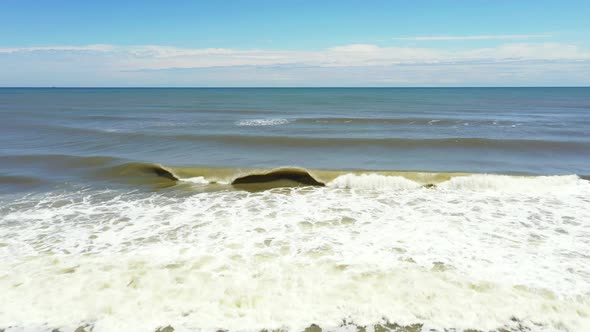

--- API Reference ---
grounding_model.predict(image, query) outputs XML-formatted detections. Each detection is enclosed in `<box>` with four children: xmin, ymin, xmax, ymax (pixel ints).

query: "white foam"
<box><xmin>181</xmin><ymin>176</ymin><xmax>210</xmax><ymax>184</ymax></box>
<box><xmin>236</xmin><ymin>118</ymin><xmax>291</xmax><ymax>126</ymax></box>
<box><xmin>439</xmin><ymin>174</ymin><xmax>587</xmax><ymax>193</ymax></box>
<box><xmin>326</xmin><ymin>173</ymin><xmax>590</xmax><ymax>194</ymax></box>
<box><xmin>328</xmin><ymin>173</ymin><xmax>422</xmax><ymax>190</ymax></box>
<box><xmin>1</xmin><ymin>184</ymin><xmax>590</xmax><ymax>332</ymax></box>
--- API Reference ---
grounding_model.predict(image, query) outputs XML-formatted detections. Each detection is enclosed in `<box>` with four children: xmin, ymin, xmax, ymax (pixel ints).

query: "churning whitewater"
<box><xmin>1</xmin><ymin>174</ymin><xmax>590</xmax><ymax>332</ymax></box>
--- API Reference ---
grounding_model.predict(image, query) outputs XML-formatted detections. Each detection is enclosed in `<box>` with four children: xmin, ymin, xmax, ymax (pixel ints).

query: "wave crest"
<box><xmin>232</xmin><ymin>168</ymin><xmax>324</xmax><ymax>187</ymax></box>
<box><xmin>328</xmin><ymin>174</ymin><xmax>422</xmax><ymax>190</ymax></box>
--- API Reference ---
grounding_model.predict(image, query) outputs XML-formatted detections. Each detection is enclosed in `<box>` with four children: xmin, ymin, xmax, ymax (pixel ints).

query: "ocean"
<box><xmin>1</xmin><ymin>87</ymin><xmax>589</xmax><ymax>332</ymax></box>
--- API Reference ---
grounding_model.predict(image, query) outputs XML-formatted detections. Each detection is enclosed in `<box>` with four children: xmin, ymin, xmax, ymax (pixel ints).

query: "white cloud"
<box><xmin>1</xmin><ymin>42</ymin><xmax>589</xmax><ymax>86</ymax></box>
<box><xmin>4</xmin><ymin>42</ymin><xmax>586</xmax><ymax>68</ymax></box>
<box><xmin>392</xmin><ymin>34</ymin><xmax>552</xmax><ymax>41</ymax></box>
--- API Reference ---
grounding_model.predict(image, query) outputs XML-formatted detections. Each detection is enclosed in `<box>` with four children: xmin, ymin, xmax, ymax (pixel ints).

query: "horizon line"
<box><xmin>1</xmin><ymin>86</ymin><xmax>589</xmax><ymax>89</ymax></box>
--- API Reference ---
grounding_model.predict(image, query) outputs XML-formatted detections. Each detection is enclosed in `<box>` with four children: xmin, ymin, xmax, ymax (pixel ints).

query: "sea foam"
<box><xmin>1</xmin><ymin>182</ymin><xmax>589</xmax><ymax>332</ymax></box>
<box><xmin>438</xmin><ymin>174</ymin><xmax>585</xmax><ymax>193</ymax></box>
<box><xmin>328</xmin><ymin>173</ymin><xmax>422</xmax><ymax>190</ymax></box>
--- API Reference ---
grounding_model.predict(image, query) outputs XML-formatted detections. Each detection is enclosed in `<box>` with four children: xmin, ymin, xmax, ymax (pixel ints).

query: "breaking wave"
<box><xmin>327</xmin><ymin>173</ymin><xmax>423</xmax><ymax>190</ymax></box>
<box><xmin>2</xmin><ymin>154</ymin><xmax>589</xmax><ymax>193</ymax></box>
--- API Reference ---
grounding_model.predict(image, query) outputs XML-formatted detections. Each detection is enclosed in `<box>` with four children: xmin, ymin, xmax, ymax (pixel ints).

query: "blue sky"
<box><xmin>1</xmin><ymin>0</ymin><xmax>589</xmax><ymax>86</ymax></box>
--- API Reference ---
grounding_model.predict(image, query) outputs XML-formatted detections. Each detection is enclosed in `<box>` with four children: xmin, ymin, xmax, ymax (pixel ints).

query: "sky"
<box><xmin>1</xmin><ymin>0</ymin><xmax>589</xmax><ymax>87</ymax></box>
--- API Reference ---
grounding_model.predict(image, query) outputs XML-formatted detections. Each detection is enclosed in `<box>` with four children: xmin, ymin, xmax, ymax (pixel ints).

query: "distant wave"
<box><xmin>201</xmin><ymin>135</ymin><xmax>590</xmax><ymax>152</ymax></box>
<box><xmin>76</xmin><ymin>115</ymin><xmax>164</xmax><ymax>122</ymax></box>
<box><xmin>26</xmin><ymin>124</ymin><xmax>590</xmax><ymax>154</ymax></box>
<box><xmin>0</xmin><ymin>154</ymin><xmax>119</xmax><ymax>171</ymax></box>
<box><xmin>235</xmin><ymin>118</ymin><xmax>291</xmax><ymax>126</ymax></box>
<box><xmin>296</xmin><ymin>117</ymin><xmax>501</xmax><ymax>126</ymax></box>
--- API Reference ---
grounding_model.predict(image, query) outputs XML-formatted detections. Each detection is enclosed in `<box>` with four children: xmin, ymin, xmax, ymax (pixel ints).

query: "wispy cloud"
<box><xmin>392</xmin><ymin>34</ymin><xmax>552</xmax><ymax>41</ymax></box>
<box><xmin>1</xmin><ymin>42</ymin><xmax>589</xmax><ymax>86</ymax></box>
<box><xmin>2</xmin><ymin>42</ymin><xmax>586</xmax><ymax>69</ymax></box>
<box><xmin>0</xmin><ymin>44</ymin><xmax>116</xmax><ymax>53</ymax></box>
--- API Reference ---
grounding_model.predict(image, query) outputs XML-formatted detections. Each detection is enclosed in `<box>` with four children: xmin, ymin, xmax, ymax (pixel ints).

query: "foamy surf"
<box><xmin>438</xmin><ymin>174</ymin><xmax>587</xmax><ymax>193</ymax></box>
<box><xmin>327</xmin><ymin>173</ymin><xmax>422</xmax><ymax>190</ymax></box>
<box><xmin>1</xmin><ymin>175</ymin><xmax>590</xmax><ymax>332</ymax></box>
